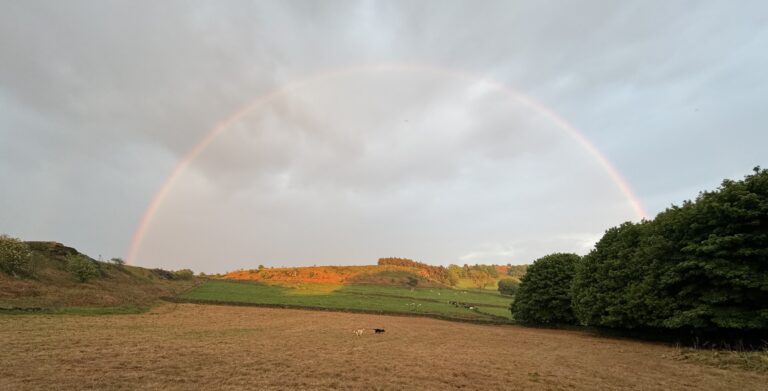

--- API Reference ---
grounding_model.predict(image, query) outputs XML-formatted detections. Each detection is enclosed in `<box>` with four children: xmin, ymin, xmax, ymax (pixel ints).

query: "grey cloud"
<box><xmin>1</xmin><ymin>1</ymin><xmax>766</xmax><ymax>271</ymax></box>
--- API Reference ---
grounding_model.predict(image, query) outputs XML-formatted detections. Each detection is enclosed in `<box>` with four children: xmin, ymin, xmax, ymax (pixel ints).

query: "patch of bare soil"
<box><xmin>1</xmin><ymin>304</ymin><xmax>766</xmax><ymax>390</ymax></box>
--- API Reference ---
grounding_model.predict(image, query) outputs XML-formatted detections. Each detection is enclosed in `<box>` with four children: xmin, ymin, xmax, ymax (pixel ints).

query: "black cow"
<box><xmin>374</xmin><ymin>328</ymin><xmax>385</xmax><ymax>334</ymax></box>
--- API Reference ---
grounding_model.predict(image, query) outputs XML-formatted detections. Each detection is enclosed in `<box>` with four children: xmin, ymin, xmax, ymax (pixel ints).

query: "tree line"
<box><xmin>378</xmin><ymin>257</ymin><xmax>527</xmax><ymax>289</ymax></box>
<box><xmin>512</xmin><ymin>167</ymin><xmax>768</xmax><ymax>336</ymax></box>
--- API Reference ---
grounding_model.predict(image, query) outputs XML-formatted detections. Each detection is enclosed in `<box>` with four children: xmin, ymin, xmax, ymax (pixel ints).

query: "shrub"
<box><xmin>174</xmin><ymin>269</ymin><xmax>194</xmax><ymax>280</ymax></box>
<box><xmin>0</xmin><ymin>235</ymin><xmax>33</xmax><ymax>277</ymax></box>
<box><xmin>511</xmin><ymin>253</ymin><xmax>579</xmax><ymax>324</ymax></box>
<box><xmin>152</xmin><ymin>268</ymin><xmax>176</xmax><ymax>280</ymax></box>
<box><xmin>66</xmin><ymin>254</ymin><xmax>99</xmax><ymax>282</ymax></box>
<box><xmin>497</xmin><ymin>278</ymin><xmax>520</xmax><ymax>296</ymax></box>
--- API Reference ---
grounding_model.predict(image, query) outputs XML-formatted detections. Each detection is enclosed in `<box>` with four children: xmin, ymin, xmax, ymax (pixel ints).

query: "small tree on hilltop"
<box><xmin>110</xmin><ymin>257</ymin><xmax>125</xmax><ymax>266</ymax></box>
<box><xmin>0</xmin><ymin>235</ymin><xmax>34</xmax><ymax>277</ymax></box>
<box><xmin>173</xmin><ymin>269</ymin><xmax>194</xmax><ymax>280</ymax></box>
<box><xmin>511</xmin><ymin>253</ymin><xmax>579</xmax><ymax>324</ymax></box>
<box><xmin>66</xmin><ymin>254</ymin><xmax>99</xmax><ymax>282</ymax></box>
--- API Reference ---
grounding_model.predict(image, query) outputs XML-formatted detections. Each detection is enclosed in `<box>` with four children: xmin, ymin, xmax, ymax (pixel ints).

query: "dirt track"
<box><xmin>1</xmin><ymin>304</ymin><xmax>765</xmax><ymax>390</ymax></box>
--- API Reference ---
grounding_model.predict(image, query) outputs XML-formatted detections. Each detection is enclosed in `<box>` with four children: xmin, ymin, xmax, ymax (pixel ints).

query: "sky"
<box><xmin>1</xmin><ymin>1</ymin><xmax>766</xmax><ymax>273</ymax></box>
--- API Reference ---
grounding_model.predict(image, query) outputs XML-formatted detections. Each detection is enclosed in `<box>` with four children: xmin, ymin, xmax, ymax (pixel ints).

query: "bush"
<box><xmin>66</xmin><ymin>254</ymin><xmax>99</xmax><ymax>282</ymax></box>
<box><xmin>174</xmin><ymin>269</ymin><xmax>194</xmax><ymax>280</ymax></box>
<box><xmin>152</xmin><ymin>268</ymin><xmax>176</xmax><ymax>280</ymax></box>
<box><xmin>511</xmin><ymin>253</ymin><xmax>579</xmax><ymax>324</ymax></box>
<box><xmin>0</xmin><ymin>235</ymin><xmax>34</xmax><ymax>277</ymax></box>
<box><xmin>497</xmin><ymin>278</ymin><xmax>520</xmax><ymax>296</ymax></box>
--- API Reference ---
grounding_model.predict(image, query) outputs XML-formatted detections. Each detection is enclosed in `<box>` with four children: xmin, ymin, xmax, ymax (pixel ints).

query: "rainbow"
<box><xmin>126</xmin><ymin>63</ymin><xmax>648</xmax><ymax>265</ymax></box>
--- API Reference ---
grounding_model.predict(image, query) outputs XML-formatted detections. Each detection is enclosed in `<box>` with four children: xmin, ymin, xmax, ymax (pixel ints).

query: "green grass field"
<box><xmin>455</xmin><ymin>277</ymin><xmax>499</xmax><ymax>291</ymax></box>
<box><xmin>179</xmin><ymin>280</ymin><xmax>514</xmax><ymax>322</ymax></box>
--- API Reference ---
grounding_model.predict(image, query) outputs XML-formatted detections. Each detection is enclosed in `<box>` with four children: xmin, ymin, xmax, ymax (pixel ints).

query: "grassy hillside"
<box><xmin>1</xmin><ymin>238</ymin><xmax>521</xmax><ymax>320</ymax></box>
<box><xmin>224</xmin><ymin>263</ymin><xmax>527</xmax><ymax>291</ymax></box>
<box><xmin>224</xmin><ymin>265</ymin><xmax>449</xmax><ymax>287</ymax></box>
<box><xmin>178</xmin><ymin>280</ymin><xmax>514</xmax><ymax>321</ymax></box>
<box><xmin>0</xmin><ymin>241</ymin><xmax>197</xmax><ymax>313</ymax></box>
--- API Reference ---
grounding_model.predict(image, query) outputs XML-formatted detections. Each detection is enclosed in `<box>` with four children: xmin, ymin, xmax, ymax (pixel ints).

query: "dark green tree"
<box><xmin>511</xmin><ymin>253</ymin><xmax>579</xmax><ymax>324</ymax></box>
<box><xmin>572</xmin><ymin>167</ymin><xmax>768</xmax><ymax>330</ymax></box>
<box><xmin>656</xmin><ymin>167</ymin><xmax>768</xmax><ymax>329</ymax></box>
<box><xmin>571</xmin><ymin>221</ymin><xmax>676</xmax><ymax>328</ymax></box>
<box><xmin>497</xmin><ymin>278</ymin><xmax>520</xmax><ymax>296</ymax></box>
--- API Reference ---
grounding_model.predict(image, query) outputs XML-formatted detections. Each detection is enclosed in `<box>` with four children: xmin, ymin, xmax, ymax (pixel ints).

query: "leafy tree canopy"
<box><xmin>511</xmin><ymin>253</ymin><xmax>579</xmax><ymax>324</ymax></box>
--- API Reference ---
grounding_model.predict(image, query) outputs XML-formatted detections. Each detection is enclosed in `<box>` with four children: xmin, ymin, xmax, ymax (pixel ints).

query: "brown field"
<box><xmin>1</xmin><ymin>304</ymin><xmax>766</xmax><ymax>390</ymax></box>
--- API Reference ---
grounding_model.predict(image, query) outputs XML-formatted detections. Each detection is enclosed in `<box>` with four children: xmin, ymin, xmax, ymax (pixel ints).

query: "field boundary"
<box><xmin>161</xmin><ymin>296</ymin><xmax>515</xmax><ymax>325</ymax></box>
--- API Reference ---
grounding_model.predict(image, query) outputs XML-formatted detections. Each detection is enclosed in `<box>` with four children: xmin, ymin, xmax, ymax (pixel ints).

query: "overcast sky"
<box><xmin>1</xmin><ymin>1</ymin><xmax>766</xmax><ymax>272</ymax></box>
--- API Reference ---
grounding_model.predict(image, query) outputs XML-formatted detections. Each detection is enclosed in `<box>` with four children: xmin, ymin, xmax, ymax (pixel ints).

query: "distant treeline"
<box><xmin>512</xmin><ymin>167</ymin><xmax>768</xmax><ymax>341</ymax></box>
<box><xmin>377</xmin><ymin>257</ymin><xmax>453</xmax><ymax>285</ymax></box>
<box><xmin>378</xmin><ymin>257</ymin><xmax>529</xmax><ymax>289</ymax></box>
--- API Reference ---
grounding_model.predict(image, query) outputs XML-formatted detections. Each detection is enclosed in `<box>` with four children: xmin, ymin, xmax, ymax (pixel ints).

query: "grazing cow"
<box><xmin>373</xmin><ymin>328</ymin><xmax>385</xmax><ymax>334</ymax></box>
<box><xmin>353</xmin><ymin>329</ymin><xmax>364</xmax><ymax>336</ymax></box>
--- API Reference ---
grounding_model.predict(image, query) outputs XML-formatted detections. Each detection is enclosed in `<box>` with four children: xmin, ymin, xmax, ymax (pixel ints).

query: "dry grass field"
<box><xmin>2</xmin><ymin>303</ymin><xmax>766</xmax><ymax>390</ymax></box>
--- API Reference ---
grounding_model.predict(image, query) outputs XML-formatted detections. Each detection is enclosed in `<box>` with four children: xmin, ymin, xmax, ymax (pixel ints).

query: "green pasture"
<box><xmin>179</xmin><ymin>280</ymin><xmax>514</xmax><ymax>322</ymax></box>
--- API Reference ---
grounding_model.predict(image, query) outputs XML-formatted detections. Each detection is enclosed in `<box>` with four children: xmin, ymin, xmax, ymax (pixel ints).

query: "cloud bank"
<box><xmin>1</xmin><ymin>1</ymin><xmax>766</xmax><ymax>271</ymax></box>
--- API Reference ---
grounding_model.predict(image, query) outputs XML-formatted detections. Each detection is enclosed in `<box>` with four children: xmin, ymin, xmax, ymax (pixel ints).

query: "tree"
<box><xmin>507</xmin><ymin>264</ymin><xmax>529</xmax><ymax>280</ymax></box>
<box><xmin>110</xmin><ymin>257</ymin><xmax>125</xmax><ymax>266</ymax></box>
<box><xmin>497</xmin><ymin>278</ymin><xmax>520</xmax><ymax>296</ymax></box>
<box><xmin>654</xmin><ymin>167</ymin><xmax>768</xmax><ymax>329</ymax></box>
<box><xmin>511</xmin><ymin>253</ymin><xmax>579</xmax><ymax>324</ymax></box>
<box><xmin>479</xmin><ymin>264</ymin><xmax>500</xmax><ymax>278</ymax></box>
<box><xmin>571</xmin><ymin>221</ymin><xmax>674</xmax><ymax>328</ymax></box>
<box><xmin>446</xmin><ymin>268</ymin><xmax>460</xmax><ymax>286</ymax></box>
<box><xmin>0</xmin><ymin>235</ymin><xmax>33</xmax><ymax>277</ymax></box>
<box><xmin>468</xmin><ymin>269</ymin><xmax>493</xmax><ymax>289</ymax></box>
<box><xmin>66</xmin><ymin>254</ymin><xmax>99</xmax><ymax>282</ymax></box>
<box><xmin>572</xmin><ymin>167</ymin><xmax>768</xmax><ymax>331</ymax></box>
